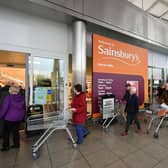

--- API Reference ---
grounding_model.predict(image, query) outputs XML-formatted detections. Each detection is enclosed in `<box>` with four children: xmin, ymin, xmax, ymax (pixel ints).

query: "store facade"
<box><xmin>1</xmin><ymin>1</ymin><xmax>168</xmax><ymax>121</ymax></box>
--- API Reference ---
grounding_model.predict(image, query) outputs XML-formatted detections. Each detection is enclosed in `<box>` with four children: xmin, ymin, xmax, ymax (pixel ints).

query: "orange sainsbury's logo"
<box><xmin>97</xmin><ymin>43</ymin><xmax>141</xmax><ymax>66</ymax></box>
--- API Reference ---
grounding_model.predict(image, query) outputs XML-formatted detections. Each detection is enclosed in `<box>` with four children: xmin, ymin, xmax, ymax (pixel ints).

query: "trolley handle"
<box><xmin>27</xmin><ymin>111</ymin><xmax>63</xmax><ymax>121</ymax></box>
<box><xmin>27</xmin><ymin>115</ymin><xmax>64</xmax><ymax>123</ymax></box>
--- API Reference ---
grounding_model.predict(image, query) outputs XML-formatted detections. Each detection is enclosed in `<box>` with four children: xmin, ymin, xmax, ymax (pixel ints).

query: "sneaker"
<box><xmin>121</xmin><ymin>132</ymin><xmax>128</xmax><ymax>136</ymax></box>
<box><xmin>83</xmin><ymin>132</ymin><xmax>90</xmax><ymax>138</ymax></box>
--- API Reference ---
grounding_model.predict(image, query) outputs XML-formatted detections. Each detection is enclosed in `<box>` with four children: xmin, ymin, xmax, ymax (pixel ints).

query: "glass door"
<box><xmin>28</xmin><ymin>56</ymin><xmax>65</xmax><ymax>116</ymax></box>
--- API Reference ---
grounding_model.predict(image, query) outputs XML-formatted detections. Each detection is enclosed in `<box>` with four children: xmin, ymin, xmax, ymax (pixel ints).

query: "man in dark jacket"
<box><xmin>121</xmin><ymin>87</ymin><xmax>141</xmax><ymax>136</ymax></box>
<box><xmin>123</xmin><ymin>83</ymin><xmax>131</xmax><ymax>102</ymax></box>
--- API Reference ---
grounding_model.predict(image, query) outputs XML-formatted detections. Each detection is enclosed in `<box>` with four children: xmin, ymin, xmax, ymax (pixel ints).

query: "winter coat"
<box><xmin>0</xmin><ymin>94</ymin><xmax>25</xmax><ymax>122</ymax></box>
<box><xmin>71</xmin><ymin>92</ymin><xmax>87</xmax><ymax>124</ymax></box>
<box><xmin>123</xmin><ymin>90</ymin><xmax>130</xmax><ymax>102</ymax></box>
<box><xmin>125</xmin><ymin>94</ymin><xmax>139</xmax><ymax>114</ymax></box>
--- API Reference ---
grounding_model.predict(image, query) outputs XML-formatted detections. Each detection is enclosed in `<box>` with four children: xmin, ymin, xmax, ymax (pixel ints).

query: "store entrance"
<box><xmin>0</xmin><ymin>50</ymin><xmax>26</xmax><ymax>129</ymax></box>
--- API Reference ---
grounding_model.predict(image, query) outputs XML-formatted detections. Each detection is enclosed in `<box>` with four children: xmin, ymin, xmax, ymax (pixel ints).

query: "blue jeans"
<box><xmin>74</xmin><ymin>124</ymin><xmax>89</xmax><ymax>144</ymax></box>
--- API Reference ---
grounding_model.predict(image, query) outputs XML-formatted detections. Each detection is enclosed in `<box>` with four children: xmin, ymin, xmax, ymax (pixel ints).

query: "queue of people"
<box><xmin>69</xmin><ymin>82</ymin><xmax>168</xmax><ymax>142</ymax></box>
<box><xmin>1</xmin><ymin>81</ymin><xmax>168</xmax><ymax>150</ymax></box>
<box><xmin>120</xmin><ymin>82</ymin><xmax>168</xmax><ymax>136</ymax></box>
<box><xmin>0</xmin><ymin>82</ymin><xmax>25</xmax><ymax>151</ymax></box>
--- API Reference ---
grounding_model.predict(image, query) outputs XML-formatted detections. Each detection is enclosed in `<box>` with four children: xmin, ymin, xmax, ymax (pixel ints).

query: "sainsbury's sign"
<box><xmin>98</xmin><ymin>44</ymin><xmax>141</xmax><ymax>66</ymax></box>
<box><xmin>93</xmin><ymin>34</ymin><xmax>148</xmax><ymax>75</ymax></box>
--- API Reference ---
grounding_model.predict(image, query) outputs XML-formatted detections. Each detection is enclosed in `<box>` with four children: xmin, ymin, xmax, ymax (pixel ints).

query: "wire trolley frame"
<box><xmin>26</xmin><ymin>110</ymin><xmax>77</xmax><ymax>160</ymax></box>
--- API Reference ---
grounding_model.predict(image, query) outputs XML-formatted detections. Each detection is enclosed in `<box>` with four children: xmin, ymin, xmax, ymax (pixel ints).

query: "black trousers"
<box><xmin>2</xmin><ymin>120</ymin><xmax>20</xmax><ymax>148</ymax></box>
<box><xmin>0</xmin><ymin>119</ymin><xmax>4</xmax><ymax>137</ymax></box>
<box><xmin>125</xmin><ymin>113</ymin><xmax>141</xmax><ymax>132</ymax></box>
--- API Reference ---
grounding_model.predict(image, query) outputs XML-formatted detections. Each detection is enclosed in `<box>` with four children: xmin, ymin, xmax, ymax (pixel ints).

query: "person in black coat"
<box><xmin>0</xmin><ymin>84</ymin><xmax>10</xmax><ymax>138</ymax></box>
<box><xmin>122</xmin><ymin>83</ymin><xmax>131</xmax><ymax>102</ymax></box>
<box><xmin>121</xmin><ymin>87</ymin><xmax>141</xmax><ymax>136</ymax></box>
<box><xmin>0</xmin><ymin>81</ymin><xmax>14</xmax><ymax>138</ymax></box>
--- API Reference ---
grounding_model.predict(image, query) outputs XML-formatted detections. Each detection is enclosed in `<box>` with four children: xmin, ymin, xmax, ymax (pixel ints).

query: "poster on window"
<box><xmin>34</xmin><ymin>87</ymin><xmax>48</xmax><ymax>104</ymax></box>
<box><xmin>92</xmin><ymin>34</ymin><xmax>148</xmax><ymax>115</ymax></box>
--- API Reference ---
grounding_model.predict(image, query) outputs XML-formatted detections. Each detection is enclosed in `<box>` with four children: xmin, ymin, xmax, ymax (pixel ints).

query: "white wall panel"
<box><xmin>0</xmin><ymin>6</ymin><xmax>69</xmax><ymax>56</ymax></box>
<box><xmin>149</xmin><ymin>50</ymin><xmax>168</xmax><ymax>68</ymax></box>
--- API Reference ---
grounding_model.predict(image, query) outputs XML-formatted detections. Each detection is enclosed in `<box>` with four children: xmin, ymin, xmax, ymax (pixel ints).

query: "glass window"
<box><xmin>32</xmin><ymin>57</ymin><xmax>64</xmax><ymax>113</ymax></box>
<box><xmin>166</xmin><ymin>68</ymin><xmax>168</xmax><ymax>82</ymax></box>
<box><xmin>148</xmin><ymin>67</ymin><xmax>164</xmax><ymax>103</ymax></box>
<box><xmin>152</xmin><ymin>68</ymin><xmax>162</xmax><ymax>80</ymax></box>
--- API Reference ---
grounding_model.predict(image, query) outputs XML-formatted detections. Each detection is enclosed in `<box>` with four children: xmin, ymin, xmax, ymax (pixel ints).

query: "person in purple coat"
<box><xmin>0</xmin><ymin>86</ymin><xmax>25</xmax><ymax>151</ymax></box>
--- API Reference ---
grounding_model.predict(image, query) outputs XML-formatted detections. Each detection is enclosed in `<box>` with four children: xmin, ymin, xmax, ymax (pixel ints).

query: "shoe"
<box><xmin>121</xmin><ymin>132</ymin><xmax>128</xmax><ymax>136</ymax></box>
<box><xmin>1</xmin><ymin>147</ymin><xmax>9</xmax><ymax>151</ymax></box>
<box><xmin>135</xmin><ymin>129</ymin><xmax>141</xmax><ymax>134</ymax></box>
<box><xmin>11</xmin><ymin>145</ymin><xmax>20</xmax><ymax>148</ymax></box>
<box><xmin>83</xmin><ymin>132</ymin><xmax>90</xmax><ymax>138</ymax></box>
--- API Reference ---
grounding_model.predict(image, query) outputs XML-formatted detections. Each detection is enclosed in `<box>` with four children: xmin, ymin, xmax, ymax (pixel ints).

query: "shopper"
<box><xmin>121</xmin><ymin>87</ymin><xmax>141</xmax><ymax>136</ymax></box>
<box><xmin>161</xmin><ymin>83</ymin><xmax>168</xmax><ymax>105</ymax></box>
<box><xmin>122</xmin><ymin>83</ymin><xmax>131</xmax><ymax>121</ymax></box>
<box><xmin>70</xmin><ymin>84</ymin><xmax>89</xmax><ymax>144</ymax></box>
<box><xmin>122</xmin><ymin>83</ymin><xmax>131</xmax><ymax>102</ymax></box>
<box><xmin>0</xmin><ymin>86</ymin><xmax>25</xmax><ymax>151</ymax></box>
<box><xmin>156</xmin><ymin>83</ymin><xmax>166</xmax><ymax>104</ymax></box>
<box><xmin>0</xmin><ymin>81</ymin><xmax>14</xmax><ymax>138</ymax></box>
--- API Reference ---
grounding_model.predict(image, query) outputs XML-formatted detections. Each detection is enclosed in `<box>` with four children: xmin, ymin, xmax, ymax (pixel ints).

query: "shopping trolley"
<box><xmin>146</xmin><ymin>108</ymin><xmax>167</xmax><ymax>138</ymax></box>
<box><xmin>100</xmin><ymin>94</ymin><xmax>115</xmax><ymax>129</ymax></box>
<box><xmin>100</xmin><ymin>94</ymin><xmax>124</xmax><ymax>129</ymax></box>
<box><xmin>27</xmin><ymin>109</ymin><xmax>77</xmax><ymax>160</ymax></box>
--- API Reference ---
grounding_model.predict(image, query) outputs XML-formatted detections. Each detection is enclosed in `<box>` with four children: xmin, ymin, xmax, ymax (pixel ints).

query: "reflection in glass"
<box><xmin>33</xmin><ymin>57</ymin><xmax>64</xmax><ymax>113</ymax></box>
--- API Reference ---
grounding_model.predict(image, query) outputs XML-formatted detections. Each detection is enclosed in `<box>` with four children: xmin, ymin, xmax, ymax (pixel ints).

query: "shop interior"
<box><xmin>0</xmin><ymin>50</ymin><xmax>26</xmax><ymax>90</ymax></box>
<box><xmin>0</xmin><ymin>50</ymin><xmax>26</xmax><ymax>129</ymax></box>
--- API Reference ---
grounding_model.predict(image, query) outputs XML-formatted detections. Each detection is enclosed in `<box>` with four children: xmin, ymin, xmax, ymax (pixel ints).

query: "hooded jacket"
<box><xmin>71</xmin><ymin>92</ymin><xmax>86</xmax><ymax>124</ymax></box>
<box><xmin>0</xmin><ymin>94</ymin><xmax>25</xmax><ymax>121</ymax></box>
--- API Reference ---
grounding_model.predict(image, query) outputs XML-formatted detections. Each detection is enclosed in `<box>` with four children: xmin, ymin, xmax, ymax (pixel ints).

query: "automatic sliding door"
<box><xmin>28</xmin><ymin>56</ymin><xmax>64</xmax><ymax>116</ymax></box>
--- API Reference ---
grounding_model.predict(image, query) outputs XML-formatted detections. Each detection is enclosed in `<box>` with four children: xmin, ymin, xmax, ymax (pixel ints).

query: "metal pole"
<box><xmin>72</xmin><ymin>20</ymin><xmax>87</xmax><ymax>91</ymax></box>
